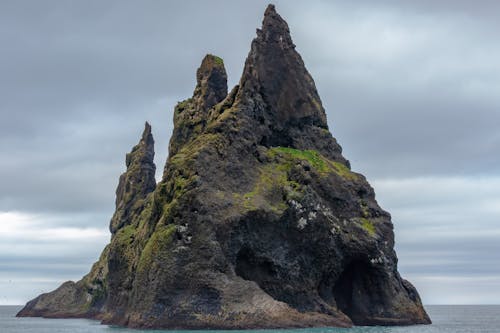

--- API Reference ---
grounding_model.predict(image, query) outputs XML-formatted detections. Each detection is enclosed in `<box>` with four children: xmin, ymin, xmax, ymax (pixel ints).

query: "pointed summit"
<box><xmin>110</xmin><ymin>123</ymin><xmax>156</xmax><ymax>233</ymax></box>
<box><xmin>168</xmin><ymin>55</ymin><xmax>228</xmax><ymax>156</ymax></box>
<box><xmin>193</xmin><ymin>54</ymin><xmax>228</xmax><ymax>111</ymax></box>
<box><xmin>238</xmin><ymin>5</ymin><xmax>327</xmax><ymax>130</ymax></box>
<box><xmin>260</xmin><ymin>4</ymin><xmax>294</xmax><ymax>49</ymax></box>
<box><xmin>141</xmin><ymin>121</ymin><xmax>152</xmax><ymax>142</ymax></box>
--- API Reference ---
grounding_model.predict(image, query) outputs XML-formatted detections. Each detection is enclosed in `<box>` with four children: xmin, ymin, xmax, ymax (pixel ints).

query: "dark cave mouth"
<box><xmin>235</xmin><ymin>247</ymin><xmax>277</xmax><ymax>283</ymax></box>
<box><xmin>330</xmin><ymin>259</ymin><xmax>376</xmax><ymax>322</ymax></box>
<box><xmin>332</xmin><ymin>261</ymin><xmax>360</xmax><ymax>318</ymax></box>
<box><xmin>235</xmin><ymin>248</ymin><xmax>378</xmax><ymax>324</ymax></box>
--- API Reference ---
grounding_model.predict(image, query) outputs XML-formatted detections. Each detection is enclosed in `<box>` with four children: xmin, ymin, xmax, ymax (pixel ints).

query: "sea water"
<box><xmin>1</xmin><ymin>305</ymin><xmax>499</xmax><ymax>333</ymax></box>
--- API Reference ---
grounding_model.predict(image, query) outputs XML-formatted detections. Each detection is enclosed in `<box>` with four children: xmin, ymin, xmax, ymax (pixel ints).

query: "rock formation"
<box><xmin>18</xmin><ymin>5</ymin><xmax>431</xmax><ymax>328</ymax></box>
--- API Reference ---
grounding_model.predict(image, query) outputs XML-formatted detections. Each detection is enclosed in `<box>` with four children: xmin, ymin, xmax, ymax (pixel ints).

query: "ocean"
<box><xmin>0</xmin><ymin>305</ymin><xmax>498</xmax><ymax>332</ymax></box>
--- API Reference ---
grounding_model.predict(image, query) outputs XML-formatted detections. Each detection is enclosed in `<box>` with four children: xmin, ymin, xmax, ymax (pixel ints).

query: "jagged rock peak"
<box><xmin>110</xmin><ymin>122</ymin><xmax>156</xmax><ymax>234</ymax></box>
<box><xmin>260</xmin><ymin>4</ymin><xmax>294</xmax><ymax>49</ymax></box>
<box><xmin>126</xmin><ymin>121</ymin><xmax>155</xmax><ymax>171</ymax></box>
<box><xmin>167</xmin><ymin>55</ymin><xmax>228</xmax><ymax>157</ymax></box>
<box><xmin>239</xmin><ymin>4</ymin><xmax>328</xmax><ymax>129</ymax></box>
<box><xmin>193</xmin><ymin>54</ymin><xmax>228</xmax><ymax>111</ymax></box>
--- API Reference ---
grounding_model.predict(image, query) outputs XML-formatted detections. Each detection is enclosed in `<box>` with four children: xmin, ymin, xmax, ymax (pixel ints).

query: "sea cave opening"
<box><xmin>235</xmin><ymin>247</ymin><xmax>277</xmax><ymax>285</ymax></box>
<box><xmin>331</xmin><ymin>259</ymin><xmax>373</xmax><ymax>322</ymax></box>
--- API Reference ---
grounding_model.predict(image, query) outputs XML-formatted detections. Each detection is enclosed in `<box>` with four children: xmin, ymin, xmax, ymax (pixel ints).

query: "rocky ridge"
<box><xmin>17</xmin><ymin>5</ymin><xmax>431</xmax><ymax>329</ymax></box>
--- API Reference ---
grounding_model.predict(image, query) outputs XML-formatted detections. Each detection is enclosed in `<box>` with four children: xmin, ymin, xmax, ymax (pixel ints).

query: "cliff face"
<box><xmin>17</xmin><ymin>5</ymin><xmax>430</xmax><ymax>329</ymax></box>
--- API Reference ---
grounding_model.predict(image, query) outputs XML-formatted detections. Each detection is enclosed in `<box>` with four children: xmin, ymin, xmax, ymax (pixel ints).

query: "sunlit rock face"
<box><xmin>17</xmin><ymin>5</ymin><xmax>430</xmax><ymax>329</ymax></box>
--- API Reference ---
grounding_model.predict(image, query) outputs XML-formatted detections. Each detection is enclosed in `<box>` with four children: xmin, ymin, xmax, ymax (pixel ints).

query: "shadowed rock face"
<box><xmin>110</xmin><ymin>122</ymin><xmax>156</xmax><ymax>234</ymax></box>
<box><xmin>17</xmin><ymin>4</ymin><xmax>431</xmax><ymax>329</ymax></box>
<box><xmin>241</xmin><ymin>5</ymin><xmax>327</xmax><ymax>129</ymax></box>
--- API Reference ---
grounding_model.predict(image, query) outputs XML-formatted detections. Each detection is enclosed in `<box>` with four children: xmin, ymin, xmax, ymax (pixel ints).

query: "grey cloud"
<box><xmin>397</xmin><ymin>238</ymin><xmax>500</xmax><ymax>276</ymax></box>
<box><xmin>0</xmin><ymin>0</ymin><xmax>273</xmax><ymax>214</ymax></box>
<box><xmin>374</xmin><ymin>176</ymin><xmax>500</xmax><ymax>303</ymax></box>
<box><xmin>286</xmin><ymin>2</ymin><xmax>500</xmax><ymax>178</ymax></box>
<box><xmin>0</xmin><ymin>0</ymin><xmax>499</xmax><ymax>305</ymax></box>
<box><xmin>410</xmin><ymin>275</ymin><xmax>500</xmax><ymax>304</ymax></box>
<box><xmin>2</xmin><ymin>0</ymin><xmax>499</xmax><ymax>214</ymax></box>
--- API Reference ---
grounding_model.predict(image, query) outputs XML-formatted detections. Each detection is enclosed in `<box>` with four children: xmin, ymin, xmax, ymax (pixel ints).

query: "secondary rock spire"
<box><xmin>110</xmin><ymin>122</ymin><xmax>156</xmax><ymax>234</ymax></box>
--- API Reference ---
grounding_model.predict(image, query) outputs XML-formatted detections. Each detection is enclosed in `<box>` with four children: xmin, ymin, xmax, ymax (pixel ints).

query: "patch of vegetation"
<box><xmin>331</xmin><ymin>161</ymin><xmax>358</xmax><ymax>181</ymax></box>
<box><xmin>156</xmin><ymin>133</ymin><xmax>222</xmax><ymax>231</ymax></box>
<box><xmin>210</xmin><ymin>105</ymin><xmax>237</xmax><ymax>125</ymax></box>
<box><xmin>268</xmin><ymin>146</ymin><xmax>358</xmax><ymax>181</ymax></box>
<box><xmin>137</xmin><ymin>224</ymin><xmax>177</xmax><ymax>272</ymax></box>
<box><xmin>169</xmin><ymin>133</ymin><xmax>221</xmax><ymax>169</ymax></box>
<box><xmin>360</xmin><ymin>200</ymin><xmax>370</xmax><ymax>218</ymax></box>
<box><xmin>108</xmin><ymin>224</ymin><xmax>143</xmax><ymax>275</ymax></box>
<box><xmin>133</xmin><ymin>194</ymin><xmax>156</xmax><ymax>238</ymax></box>
<box><xmin>210</xmin><ymin>54</ymin><xmax>224</xmax><ymax>66</ymax></box>
<box><xmin>312</xmin><ymin>98</ymin><xmax>323</xmax><ymax>112</ymax></box>
<box><xmin>269</xmin><ymin>147</ymin><xmax>330</xmax><ymax>173</ymax></box>
<box><xmin>157</xmin><ymin>199</ymin><xmax>178</xmax><ymax>226</ymax></box>
<box><xmin>360</xmin><ymin>218</ymin><xmax>376</xmax><ymax>236</ymax></box>
<box><xmin>234</xmin><ymin>146</ymin><xmax>358</xmax><ymax>214</ymax></box>
<box><xmin>115</xmin><ymin>224</ymin><xmax>136</xmax><ymax>243</ymax></box>
<box><xmin>238</xmin><ymin>162</ymin><xmax>303</xmax><ymax>214</ymax></box>
<box><xmin>319</xmin><ymin>127</ymin><xmax>330</xmax><ymax>135</ymax></box>
<box><xmin>175</xmin><ymin>98</ymin><xmax>193</xmax><ymax>113</ymax></box>
<box><xmin>174</xmin><ymin>176</ymin><xmax>190</xmax><ymax>195</ymax></box>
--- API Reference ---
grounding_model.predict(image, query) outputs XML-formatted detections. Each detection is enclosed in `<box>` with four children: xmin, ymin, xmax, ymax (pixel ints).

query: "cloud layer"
<box><xmin>1</xmin><ymin>0</ymin><xmax>499</xmax><ymax>305</ymax></box>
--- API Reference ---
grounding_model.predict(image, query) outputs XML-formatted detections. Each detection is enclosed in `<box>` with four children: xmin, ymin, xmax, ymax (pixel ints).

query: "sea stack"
<box><xmin>18</xmin><ymin>5</ymin><xmax>431</xmax><ymax>328</ymax></box>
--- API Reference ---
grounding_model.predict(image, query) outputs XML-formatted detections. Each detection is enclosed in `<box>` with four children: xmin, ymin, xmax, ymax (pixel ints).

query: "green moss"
<box><xmin>157</xmin><ymin>199</ymin><xmax>178</xmax><ymax>226</ymax></box>
<box><xmin>268</xmin><ymin>147</ymin><xmax>358</xmax><ymax>181</ymax></box>
<box><xmin>110</xmin><ymin>224</ymin><xmax>139</xmax><ymax>270</ymax></box>
<box><xmin>331</xmin><ymin>161</ymin><xmax>358</xmax><ymax>181</ymax></box>
<box><xmin>174</xmin><ymin>176</ymin><xmax>189</xmax><ymax>194</ymax></box>
<box><xmin>175</xmin><ymin>98</ymin><xmax>193</xmax><ymax>113</ymax></box>
<box><xmin>312</xmin><ymin>98</ymin><xmax>323</xmax><ymax>112</ymax></box>
<box><xmin>319</xmin><ymin>127</ymin><xmax>330</xmax><ymax>135</ymax></box>
<box><xmin>360</xmin><ymin>200</ymin><xmax>369</xmax><ymax>218</ymax></box>
<box><xmin>157</xmin><ymin>133</ymin><xmax>221</xmax><ymax>229</ymax></box>
<box><xmin>137</xmin><ymin>224</ymin><xmax>177</xmax><ymax>272</ymax></box>
<box><xmin>283</xmin><ymin>180</ymin><xmax>303</xmax><ymax>201</ymax></box>
<box><xmin>269</xmin><ymin>147</ymin><xmax>330</xmax><ymax>173</ymax></box>
<box><xmin>212</xmin><ymin>106</ymin><xmax>236</xmax><ymax>124</ymax></box>
<box><xmin>115</xmin><ymin>224</ymin><xmax>136</xmax><ymax>243</ymax></box>
<box><xmin>169</xmin><ymin>152</ymin><xmax>188</xmax><ymax>168</ymax></box>
<box><xmin>239</xmin><ymin>163</ymin><xmax>303</xmax><ymax>214</ymax></box>
<box><xmin>152</xmin><ymin>175</ymin><xmax>190</xmax><ymax>228</ymax></box>
<box><xmin>360</xmin><ymin>218</ymin><xmax>376</xmax><ymax>236</ymax></box>
<box><xmin>211</xmin><ymin>55</ymin><xmax>224</xmax><ymax>66</ymax></box>
<box><xmin>133</xmin><ymin>195</ymin><xmax>156</xmax><ymax>238</ymax></box>
<box><xmin>169</xmin><ymin>133</ymin><xmax>221</xmax><ymax>168</ymax></box>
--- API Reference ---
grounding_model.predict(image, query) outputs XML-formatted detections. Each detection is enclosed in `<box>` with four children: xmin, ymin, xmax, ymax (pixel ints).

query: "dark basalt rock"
<box><xmin>110</xmin><ymin>122</ymin><xmax>156</xmax><ymax>234</ymax></box>
<box><xmin>17</xmin><ymin>4</ymin><xmax>431</xmax><ymax>329</ymax></box>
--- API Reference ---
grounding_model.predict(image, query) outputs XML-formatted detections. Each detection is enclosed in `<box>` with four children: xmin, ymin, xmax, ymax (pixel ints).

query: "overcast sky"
<box><xmin>1</xmin><ymin>0</ymin><xmax>499</xmax><ymax>306</ymax></box>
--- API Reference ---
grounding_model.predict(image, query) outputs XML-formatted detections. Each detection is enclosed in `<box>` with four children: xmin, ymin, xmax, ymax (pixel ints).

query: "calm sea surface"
<box><xmin>1</xmin><ymin>305</ymin><xmax>499</xmax><ymax>333</ymax></box>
